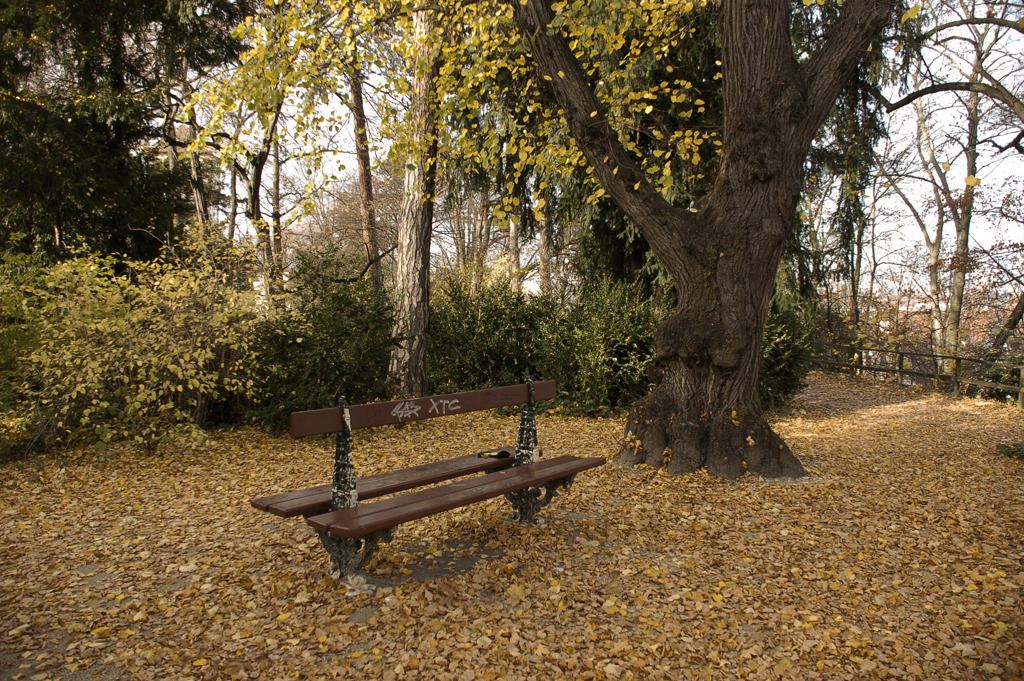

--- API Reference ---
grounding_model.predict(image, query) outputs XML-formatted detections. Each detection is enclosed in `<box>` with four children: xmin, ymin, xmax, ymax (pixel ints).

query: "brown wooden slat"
<box><xmin>267</xmin><ymin>451</ymin><xmax>516</xmax><ymax>518</ymax></box>
<box><xmin>290</xmin><ymin>380</ymin><xmax>557</xmax><ymax>437</ymax></box>
<box><xmin>304</xmin><ymin>461</ymin><xmax>534</xmax><ymax>533</ymax></box>
<box><xmin>307</xmin><ymin>455</ymin><xmax>605</xmax><ymax>538</ymax></box>
<box><xmin>251</xmin><ymin>484</ymin><xmax>331</xmax><ymax>512</ymax></box>
<box><xmin>250</xmin><ymin>449</ymin><xmax>516</xmax><ymax>518</ymax></box>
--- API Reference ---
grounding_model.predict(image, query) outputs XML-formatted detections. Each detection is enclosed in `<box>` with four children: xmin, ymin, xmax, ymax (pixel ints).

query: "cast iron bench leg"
<box><xmin>316</xmin><ymin>528</ymin><xmax>394</xmax><ymax>579</ymax></box>
<box><xmin>505</xmin><ymin>474</ymin><xmax>577</xmax><ymax>524</ymax></box>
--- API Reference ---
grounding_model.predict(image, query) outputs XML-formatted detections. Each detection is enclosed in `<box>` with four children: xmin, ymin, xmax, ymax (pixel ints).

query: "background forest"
<box><xmin>1</xmin><ymin>0</ymin><xmax>1023</xmax><ymax>456</ymax></box>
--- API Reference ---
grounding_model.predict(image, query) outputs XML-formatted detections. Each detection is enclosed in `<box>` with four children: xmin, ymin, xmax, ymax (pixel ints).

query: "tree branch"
<box><xmin>881</xmin><ymin>80</ymin><xmax>1024</xmax><ymax>122</ymax></box>
<box><xmin>802</xmin><ymin>0</ymin><xmax>899</xmax><ymax>132</ymax></box>
<box><xmin>924</xmin><ymin>16</ymin><xmax>1024</xmax><ymax>41</ymax></box>
<box><xmin>989</xmin><ymin>291</ymin><xmax>1024</xmax><ymax>353</ymax></box>
<box><xmin>992</xmin><ymin>129</ymin><xmax>1024</xmax><ymax>155</ymax></box>
<box><xmin>514</xmin><ymin>0</ymin><xmax>697</xmax><ymax>260</ymax></box>
<box><xmin>336</xmin><ymin>246</ymin><xmax>396</xmax><ymax>283</ymax></box>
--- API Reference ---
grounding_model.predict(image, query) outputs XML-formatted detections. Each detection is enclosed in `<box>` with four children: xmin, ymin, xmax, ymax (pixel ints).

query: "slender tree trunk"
<box><xmin>519</xmin><ymin>0</ymin><xmax>897</xmax><ymax>478</ymax></box>
<box><xmin>165</xmin><ymin>89</ymin><xmax>210</xmax><ymax>229</ymax></box>
<box><xmin>188</xmin><ymin>149</ymin><xmax>210</xmax><ymax>229</ymax></box>
<box><xmin>348</xmin><ymin>65</ymin><xmax>383</xmax><ymax>293</ymax></box>
<box><xmin>849</xmin><ymin>204</ymin><xmax>868</xmax><ymax>332</ymax></box>
<box><xmin>389</xmin><ymin>9</ymin><xmax>441</xmax><ymax>397</ymax></box>
<box><xmin>945</xmin><ymin>60</ymin><xmax>983</xmax><ymax>359</ymax></box>
<box><xmin>228</xmin><ymin>167</ymin><xmax>238</xmax><ymax>242</ymax></box>
<box><xmin>508</xmin><ymin>217</ymin><xmax>521</xmax><ymax>291</ymax></box>
<box><xmin>242</xmin><ymin>104</ymin><xmax>282</xmax><ymax>297</ymax></box>
<box><xmin>538</xmin><ymin>214</ymin><xmax>552</xmax><ymax>297</ymax></box>
<box><xmin>181</xmin><ymin>90</ymin><xmax>210</xmax><ymax>229</ymax></box>
<box><xmin>272</xmin><ymin>138</ymin><xmax>284</xmax><ymax>276</ymax></box>
<box><xmin>245</xmin><ymin>160</ymin><xmax>274</xmax><ymax>296</ymax></box>
<box><xmin>864</xmin><ymin>192</ymin><xmax>882</xmax><ymax>327</ymax></box>
<box><xmin>472</xmin><ymin>191</ymin><xmax>491</xmax><ymax>292</ymax></box>
<box><xmin>911</xmin><ymin>99</ymin><xmax>952</xmax><ymax>367</ymax></box>
<box><xmin>926</xmin><ymin>240</ymin><xmax>946</xmax><ymax>355</ymax></box>
<box><xmin>451</xmin><ymin>194</ymin><xmax>470</xmax><ymax>276</ymax></box>
<box><xmin>849</xmin><ymin>245</ymin><xmax>862</xmax><ymax>332</ymax></box>
<box><xmin>246</xmin><ymin>166</ymin><xmax>274</xmax><ymax>295</ymax></box>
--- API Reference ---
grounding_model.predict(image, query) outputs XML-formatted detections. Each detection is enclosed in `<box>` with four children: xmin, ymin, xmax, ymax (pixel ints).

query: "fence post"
<box><xmin>897</xmin><ymin>352</ymin><xmax>904</xmax><ymax>386</ymax></box>
<box><xmin>953</xmin><ymin>357</ymin><xmax>962</xmax><ymax>395</ymax></box>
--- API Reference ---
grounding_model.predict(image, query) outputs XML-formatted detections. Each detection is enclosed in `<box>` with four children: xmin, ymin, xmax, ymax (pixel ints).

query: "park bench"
<box><xmin>250</xmin><ymin>379</ymin><xmax>605</xmax><ymax>577</ymax></box>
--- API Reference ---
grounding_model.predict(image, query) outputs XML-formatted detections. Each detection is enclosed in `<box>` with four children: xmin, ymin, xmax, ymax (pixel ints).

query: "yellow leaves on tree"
<box><xmin>902</xmin><ymin>4</ymin><xmax>922</xmax><ymax>23</ymax></box>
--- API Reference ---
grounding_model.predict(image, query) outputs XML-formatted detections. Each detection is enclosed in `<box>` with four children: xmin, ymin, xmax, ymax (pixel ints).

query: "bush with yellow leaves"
<box><xmin>19</xmin><ymin>253</ymin><xmax>258</xmax><ymax>451</ymax></box>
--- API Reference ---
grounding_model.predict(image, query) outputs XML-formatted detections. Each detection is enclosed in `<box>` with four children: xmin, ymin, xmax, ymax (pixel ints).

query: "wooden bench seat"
<box><xmin>250</xmin><ymin>379</ymin><xmax>605</xmax><ymax>579</ymax></box>
<box><xmin>307</xmin><ymin>455</ymin><xmax>603</xmax><ymax>538</ymax></box>
<box><xmin>251</xmin><ymin>448</ymin><xmax>515</xmax><ymax>517</ymax></box>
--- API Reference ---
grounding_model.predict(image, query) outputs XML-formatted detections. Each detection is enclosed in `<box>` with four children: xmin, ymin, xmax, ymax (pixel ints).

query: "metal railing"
<box><xmin>811</xmin><ymin>344</ymin><xmax>1024</xmax><ymax>408</ymax></box>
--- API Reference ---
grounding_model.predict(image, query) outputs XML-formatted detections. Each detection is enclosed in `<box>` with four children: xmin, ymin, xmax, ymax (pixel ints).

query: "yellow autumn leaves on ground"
<box><xmin>1</xmin><ymin>372</ymin><xmax>1022</xmax><ymax>680</ymax></box>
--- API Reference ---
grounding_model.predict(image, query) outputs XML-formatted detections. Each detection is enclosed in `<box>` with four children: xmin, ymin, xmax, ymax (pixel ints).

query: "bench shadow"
<box><xmin>360</xmin><ymin>537</ymin><xmax>507</xmax><ymax>586</ymax></box>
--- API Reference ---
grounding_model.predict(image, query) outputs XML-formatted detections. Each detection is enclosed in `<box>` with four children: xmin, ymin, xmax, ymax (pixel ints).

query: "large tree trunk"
<box><xmin>519</xmin><ymin>0</ymin><xmax>897</xmax><ymax>478</ymax></box>
<box><xmin>389</xmin><ymin>9</ymin><xmax>441</xmax><ymax>397</ymax></box>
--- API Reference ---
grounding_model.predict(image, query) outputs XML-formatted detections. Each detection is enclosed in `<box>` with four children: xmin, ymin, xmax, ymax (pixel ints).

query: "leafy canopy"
<box><xmin>192</xmin><ymin>0</ymin><xmax>721</xmax><ymax>229</ymax></box>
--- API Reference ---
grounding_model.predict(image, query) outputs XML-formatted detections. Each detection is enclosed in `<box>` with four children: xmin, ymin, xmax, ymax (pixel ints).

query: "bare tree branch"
<box><xmin>336</xmin><ymin>246</ymin><xmax>396</xmax><ymax>283</ymax></box>
<box><xmin>880</xmin><ymin>80</ymin><xmax>1024</xmax><ymax>121</ymax></box>
<box><xmin>923</xmin><ymin>16</ymin><xmax>1024</xmax><ymax>41</ymax></box>
<box><xmin>993</xmin><ymin>129</ymin><xmax>1024</xmax><ymax>154</ymax></box>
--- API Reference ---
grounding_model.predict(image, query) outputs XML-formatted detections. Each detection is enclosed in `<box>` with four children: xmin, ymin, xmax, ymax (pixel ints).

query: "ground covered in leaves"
<box><xmin>2</xmin><ymin>372</ymin><xmax>1023</xmax><ymax>680</ymax></box>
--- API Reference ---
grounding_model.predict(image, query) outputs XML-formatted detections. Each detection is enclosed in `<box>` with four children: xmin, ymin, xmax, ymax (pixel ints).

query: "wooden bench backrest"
<box><xmin>290</xmin><ymin>380</ymin><xmax>557</xmax><ymax>438</ymax></box>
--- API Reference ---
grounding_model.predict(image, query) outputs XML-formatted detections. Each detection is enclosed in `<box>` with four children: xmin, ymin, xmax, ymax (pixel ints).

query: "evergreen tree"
<box><xmin>0</xmin><ymin>0</ymin><xmax>249</xmax><ymax>259</ymax></box>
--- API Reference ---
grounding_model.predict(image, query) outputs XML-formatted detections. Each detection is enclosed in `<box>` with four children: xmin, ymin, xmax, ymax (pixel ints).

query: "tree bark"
<box><xmin>228</xmin><ymin>166</ymin><xmax>238</xmax><ymax>242</ymax></box>
<box><xmin>538</xmin><ymin>213</ymin><xmax>552</xmax><ymax>297</ymax></box>
<box><xmin>240</xmin><ymin>103</ymin><xmax>282</xmax><ymax>297</ymax></box>
<box><xmin>990</xmin><ymin>292</ymin><xmax>1024</xmax><ymax>353</ymax></box>
<box><xmin>472</xmin><ymin>190</ymin><xmax>492</xmax><ymax>292</ymax></box>
<box><xmin>518</xmin><ymin>0</ymin><xmax>897</xmax><ymax>478</ymax></box>
<box><xmin>348</xmin><ymin>65</ymin><xmax>383</xmax><ymax>293</ymax></box>
<box><xmin>509</xmin><ymin>216</ymin><xmax>521</xmax><ymax>291</ymax></box>
<box><xmin>389</xmin><ymin>9</ymin><xmax>441</xmax><ymax>397</ymax></box>
<box><xmin>272</xmin><ymin>138</ymin><xmax>284</xmax><ymax>276</ymax></box>
<box><xmin>164</xmin><ymin>88</ymin><xmax>211</xmax><ymax>229</ymax></box>
<box><xmin>944</xmin><ymin>53</ymin><xmax>984</xmax><ymax>360</ymax></box>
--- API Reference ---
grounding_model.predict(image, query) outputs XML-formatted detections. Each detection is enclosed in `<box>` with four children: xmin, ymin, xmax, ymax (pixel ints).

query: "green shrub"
<box><xmin>996</xmin><ymin>442</ymin><xmax>1024</xmax><ymax>460</ymax></box>
<box><xmin>973</xmin><ymin>354</ymin><xmax>1022</xmax><ymax>405</ymax></box>
<box><xmin>759</xmin><ymin>303</ymin><xmax>814</xmax><ymax>408</ymax></box>
<box><xmin>429</xmin><ymin>277</ymin><xmax>813</xmax><ymax>415</ymax></box>
<box><xmin>18</xmin><ymin>253</ymin><xmax>257</xmax><ymax>451</ymax></box>
<box><xmin>544</xmin><ymin>279</ymin><xmax>661</xmax><ymax>414</ymax></box>
<box><xmin>246</xmin><ymin>250</ymin><xmax>394</xmax><ymax>430</ymax></box>
<box><xmin>0</xmin><ymin>249</ymin><xmax>42</xmax><ymax>412</ymax></box>
<box><xmin>429</xmin><ymin>278</ymin><xmax>557</xmax><ymax>393</ymax></box>
<box><xmin>429</xmin><ymin>278</ymin><xmax>661</xmax><ymax>414</ymax></box>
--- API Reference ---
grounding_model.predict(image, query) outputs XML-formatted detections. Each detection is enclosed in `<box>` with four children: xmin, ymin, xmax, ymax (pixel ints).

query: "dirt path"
<box><xmin>2</xmin><ymin>372</ymin><xmax>1022</xmax><ymax>680</ymax></box>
